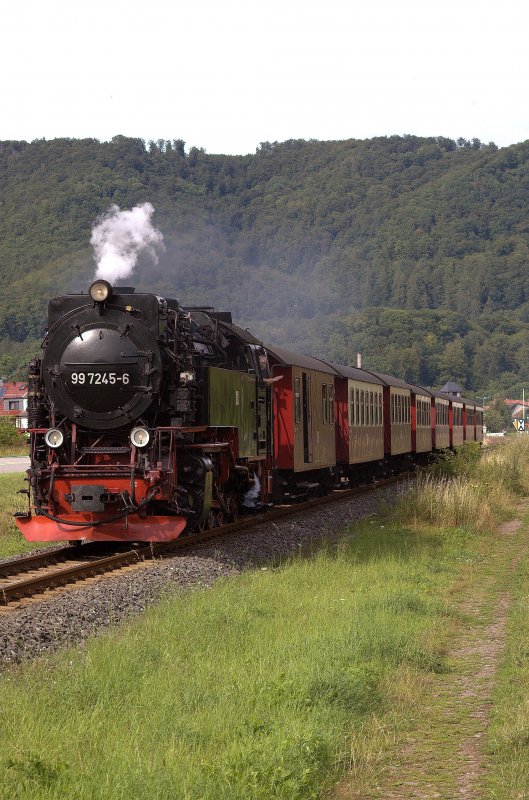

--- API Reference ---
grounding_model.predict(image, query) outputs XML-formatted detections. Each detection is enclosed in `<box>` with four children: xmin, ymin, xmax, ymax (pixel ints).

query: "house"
<box><xmin>506</xmin><ymin>399</ymin><xmax>529</xmax><ymax>419</ymax></box>
<box><xmin>1</xmin><ymin>381</ymin><xmax>28</xmax><ymax>429</ymax></box>
<box><xmin>439</xmin><ymin>381</ymin><xmax>464</xmax><ymax>397</ymax></box>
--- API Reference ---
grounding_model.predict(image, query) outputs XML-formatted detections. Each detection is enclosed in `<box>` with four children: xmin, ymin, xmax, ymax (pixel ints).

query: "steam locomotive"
<box><xmin>15</xmin><ymin>281</ymin><xmax>483</xmax><ymax>544</ymax></box>
<box><xmin>16</xmin><ymin>281</ymin><xmax>273</xmax><ymax>542</ymax></box>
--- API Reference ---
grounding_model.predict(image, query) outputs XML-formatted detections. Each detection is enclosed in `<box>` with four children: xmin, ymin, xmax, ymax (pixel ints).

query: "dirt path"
<box><xmin>333</xmin><ymin>506</ymin><xmax>529</xmax><ymax>800</ymax></box>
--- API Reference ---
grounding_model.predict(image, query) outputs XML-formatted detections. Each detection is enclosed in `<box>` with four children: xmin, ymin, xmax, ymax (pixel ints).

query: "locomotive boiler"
<box><xmin>16</xmin><ymin>281</ymin><xmax>273</xmax><ymax>542</ymax></box>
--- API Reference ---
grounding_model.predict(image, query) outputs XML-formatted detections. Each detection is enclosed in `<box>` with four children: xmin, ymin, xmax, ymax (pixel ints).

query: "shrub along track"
<box><xmin>0</xmin><ymin>478</ymin><xmax>403</xmax><ymax>666</ymax></box>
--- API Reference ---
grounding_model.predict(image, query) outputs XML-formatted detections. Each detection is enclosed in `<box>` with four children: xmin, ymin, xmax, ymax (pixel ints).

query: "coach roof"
<box><xmin>311</xmin><ymin>358</ymin><xmax>385</xmax><ymax>385</ymax></box>
<box><xmin>265</xmin><ymin>345</ymin><xmax>340</xmax><ymax>374</ymax></box>
<box><xmin>361</xmin><ymin>370</ymin><xmax>416</xmax><ymax>391</ymax></box>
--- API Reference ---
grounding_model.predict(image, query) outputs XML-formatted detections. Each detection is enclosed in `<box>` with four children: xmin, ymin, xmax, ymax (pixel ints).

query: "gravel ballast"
<box><xmin>0</xmin><ymin>485</ymin><xmax>400</xmax><ymax>667</ymax></box>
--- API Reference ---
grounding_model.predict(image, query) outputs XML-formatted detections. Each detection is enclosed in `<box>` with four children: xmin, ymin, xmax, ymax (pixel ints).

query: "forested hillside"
<box><xmin>1</xmin><ymin>133</ymin><xmax>529</xmax><ymax>397</ymax></box>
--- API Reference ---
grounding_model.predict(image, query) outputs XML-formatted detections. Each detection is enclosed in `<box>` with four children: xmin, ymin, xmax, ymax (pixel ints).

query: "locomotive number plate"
<box><xmin>69</xmin><ymin>372</ymin><xmax>130</xmax><ymax>385</ymax></box>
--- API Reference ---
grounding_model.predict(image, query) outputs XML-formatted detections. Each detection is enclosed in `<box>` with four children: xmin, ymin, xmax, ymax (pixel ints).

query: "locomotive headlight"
<box><xmin>130</xmin><ymin>427</ymin><xmax>150</xmax><ymax>448</ymax></box>
<box><xmin>89</xmin><ymin>280</ymin><xmax>113</xmax><ymax>303</ymax></box>
<box><xmin>44</xmin><ymin>428</ymin><xmax>64</xmax><ymax>449</ymax></box>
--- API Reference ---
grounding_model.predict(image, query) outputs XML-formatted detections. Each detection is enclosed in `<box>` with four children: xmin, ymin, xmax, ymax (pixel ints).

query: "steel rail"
<box><xmin>0</xmin><ymin>473</ymin><xmax>410</xmax><ymax>606</ymax></box>
<box><xmin>0</xmin><ymin>543</ymin><xmax>116</xmax><ymax>580</ymax></box>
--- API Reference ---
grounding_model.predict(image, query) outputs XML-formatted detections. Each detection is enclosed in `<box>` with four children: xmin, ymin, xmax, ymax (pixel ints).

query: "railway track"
<box><xmin>0</xmin><ymin>474</ymin><xmax>410</xmax><ymax>607</ymax></box>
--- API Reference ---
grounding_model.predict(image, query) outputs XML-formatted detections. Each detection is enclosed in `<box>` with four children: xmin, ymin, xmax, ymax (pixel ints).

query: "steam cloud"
<box><xmin>91</xmin><ymin>202</ymin><xmax>165</xmax><ymax>282</ymax></box>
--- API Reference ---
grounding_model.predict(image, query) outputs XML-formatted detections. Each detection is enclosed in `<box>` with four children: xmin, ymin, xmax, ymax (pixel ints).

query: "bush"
<box><xmin>431</xmin><ymin>442</ymin><xmax>482</xmax><ymax>479</ymax></box>
<box><xmin>0</xmin><ymin>416</ymin><xmax>24</xmax><ymax>447</ymax></box>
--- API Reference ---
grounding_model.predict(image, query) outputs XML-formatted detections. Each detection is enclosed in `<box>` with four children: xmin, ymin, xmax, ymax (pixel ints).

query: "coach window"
<box><xmin>374</xmin><ymin>393</ymin><xmax>378</xmax><ymax>426</ymax></box>
<box><xmin>329</xmin><ymin>385</ymin><xmax>335</xmax><ymax>424</ymax></box>
<box><xmin>350</xmin><ymin>388</ymin><xmax>354</xmax><ymax>426</ymax></box>
<box><xmin>359</xmin><ymin>390</ymin><xmax>364</xmax><ymax>426</ymax></box>
<box><xmin>322</xmin><ymin>384</ymin><xmax>328</xmax><ymax>424</ymax></box>
<box><xmin>294</xmin><ymin>377</ymin><xmax>301</xmax><ymax>424</ymax></box>
<box><xmin>355</xmin><ymin>389</ymin><xmax>360</xmax><ymax>426</ymax></box>
<box><xmin>368</xmin><ymin>391</ymin><xmax>372</xmax><ymax>426</ymax></box>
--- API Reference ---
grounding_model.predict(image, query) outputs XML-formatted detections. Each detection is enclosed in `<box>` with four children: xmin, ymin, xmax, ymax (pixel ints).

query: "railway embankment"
<box><xmin>1</xmin><ymin>440</ymin><xmax>529</xmax><ymax>798</ymax></box>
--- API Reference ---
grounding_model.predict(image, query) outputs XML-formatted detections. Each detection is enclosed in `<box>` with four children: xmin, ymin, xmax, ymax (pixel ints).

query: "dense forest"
<box><xmin>1</xmin><ymin>133</ymin><xmax>529</xmax><ymax>403</ymax></box>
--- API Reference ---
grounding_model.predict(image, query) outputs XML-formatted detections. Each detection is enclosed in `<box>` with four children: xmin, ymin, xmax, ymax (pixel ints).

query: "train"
<box><xmin>15</xmin><ymin>281</ymin><xmax>484</xmax><ymax>543</ymax></box>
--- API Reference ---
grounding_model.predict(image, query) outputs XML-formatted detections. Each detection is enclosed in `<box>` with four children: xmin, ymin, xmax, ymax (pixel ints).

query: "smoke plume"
<box><xmin>91</xmin><ymin>202</ymin><xmax>165</xmax><ymax>282</ymax></box>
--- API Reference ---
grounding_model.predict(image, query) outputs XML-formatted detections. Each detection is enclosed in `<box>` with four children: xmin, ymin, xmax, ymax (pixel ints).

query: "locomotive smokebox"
<box><xmin>41</xmin><ymin>289</ymin><xmax>163</xmax><ymax>430</ymax></box>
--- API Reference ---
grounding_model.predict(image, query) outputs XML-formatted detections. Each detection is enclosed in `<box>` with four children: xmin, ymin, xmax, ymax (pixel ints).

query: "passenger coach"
<box><xmin>266</xmin><ymin>345</ymin><xmax>338</xmax><ymax>499</ymax></box>
<box><xmin>313</xmin><ymin>359</ymin><xmax>385</xmax><ymax>484</ymax></box>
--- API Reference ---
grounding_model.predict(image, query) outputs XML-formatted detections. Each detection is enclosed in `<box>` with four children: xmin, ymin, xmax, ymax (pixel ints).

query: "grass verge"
<box><xmin>0</xmin><ymin>473</ymin><xmax>45</xmax><ymax>558</ymax></box>
<box><xmin>486</xmin><ymin>514</ymin><xmax>529</xmax><ymax>798</ymax></box>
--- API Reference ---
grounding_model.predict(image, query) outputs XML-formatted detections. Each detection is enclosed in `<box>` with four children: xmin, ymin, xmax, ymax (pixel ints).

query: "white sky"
<box><xmin>2</xmin><ymin>0</ymin><xmax>528</xmax><ymax>155</ymax></box>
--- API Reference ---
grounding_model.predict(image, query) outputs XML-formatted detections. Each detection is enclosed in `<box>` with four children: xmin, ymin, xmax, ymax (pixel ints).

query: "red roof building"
<box><xmin>1</xmin><ymin>381</ymin><xmax>28</xmax><ymax>428</ymax></box>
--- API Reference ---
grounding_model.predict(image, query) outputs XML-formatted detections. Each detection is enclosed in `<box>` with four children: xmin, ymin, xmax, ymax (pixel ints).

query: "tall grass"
<box><xmin>394</xmin><ymin>439</ymin><xmax>529</xmax><ymax>531</ymax></box>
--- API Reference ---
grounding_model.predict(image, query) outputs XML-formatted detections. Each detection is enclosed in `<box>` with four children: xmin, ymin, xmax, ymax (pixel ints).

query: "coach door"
<box><xmin>302</xmin><ymin>372</ymin><xmax>313</xmax><ymax>463</ymax></box>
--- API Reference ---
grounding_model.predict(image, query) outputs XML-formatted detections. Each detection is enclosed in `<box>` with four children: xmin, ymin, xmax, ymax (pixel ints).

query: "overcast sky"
<box><xmin>2</xmin><ymin>0</ymin><xmax>528</xmax><ymax>155</ymax></box>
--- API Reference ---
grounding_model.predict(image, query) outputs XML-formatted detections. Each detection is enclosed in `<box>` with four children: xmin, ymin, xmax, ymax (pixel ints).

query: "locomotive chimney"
<box><xmin>357</xmin><ymin>352</ymin><xmax>362</xmax><ymax>368</ymax></box>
